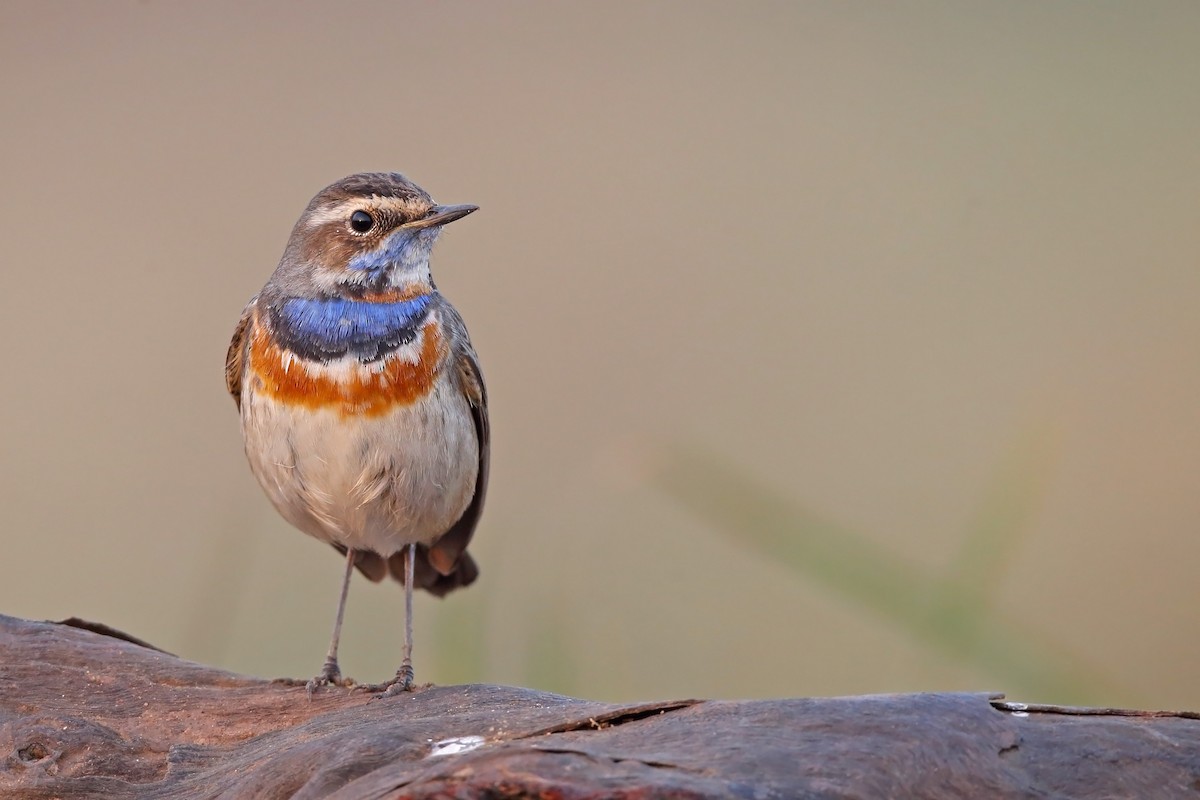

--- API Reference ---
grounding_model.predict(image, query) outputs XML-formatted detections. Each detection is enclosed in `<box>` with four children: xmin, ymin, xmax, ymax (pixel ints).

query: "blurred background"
<box><xmin>1</xmin><ymin>2</ymin><xmax>1197</xmax><ymax>709</ymax></box>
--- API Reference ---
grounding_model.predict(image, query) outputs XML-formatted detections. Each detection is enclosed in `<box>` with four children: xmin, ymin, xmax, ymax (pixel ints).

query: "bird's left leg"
<box><xmin>306</xmin><ymin>546</ymin><xmax>357</xmax><ymax>694</ymax></box>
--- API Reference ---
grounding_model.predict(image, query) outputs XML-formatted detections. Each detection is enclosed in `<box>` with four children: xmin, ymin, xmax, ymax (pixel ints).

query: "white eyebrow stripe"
<box><xmin>303</xmin><ymin>196</ymin><xmax>426</xmax><ymax>228</ymax></box>
<box><xmin>303</xmin><ymin>201</ymin><xmax>357</xmax><ymax>227</ymax></box>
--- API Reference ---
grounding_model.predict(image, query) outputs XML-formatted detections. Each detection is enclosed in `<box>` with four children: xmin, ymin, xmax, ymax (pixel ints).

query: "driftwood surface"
<box><xmin>1</xmin><ymin>614</ymin><xmax>1198</xmax><ymax>799</ymax></box>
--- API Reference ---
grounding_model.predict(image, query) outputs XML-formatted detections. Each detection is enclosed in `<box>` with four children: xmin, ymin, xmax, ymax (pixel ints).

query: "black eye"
<box><xmin>349</xmin><ymin>210</ymin><xmax>375</xmax><ymax>233</ymax></box>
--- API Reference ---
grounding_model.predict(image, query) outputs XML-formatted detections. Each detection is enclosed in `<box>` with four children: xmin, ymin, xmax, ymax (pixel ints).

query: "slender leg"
<box><xmin>383</xmin><ymin>542</ymin><xmax>417</xmax><ymax>696</ymax></box>
<box><xmin>306</xmin><ymin>547</ymin><xmax>357</xmax><ymax>695</ymax></box>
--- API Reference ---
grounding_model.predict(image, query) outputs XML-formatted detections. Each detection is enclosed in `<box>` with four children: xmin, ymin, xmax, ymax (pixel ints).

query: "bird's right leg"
<box><xmin>306</xmin><ymin>546</ymin><xmax>357</xmax><ymax>694</ymax></box>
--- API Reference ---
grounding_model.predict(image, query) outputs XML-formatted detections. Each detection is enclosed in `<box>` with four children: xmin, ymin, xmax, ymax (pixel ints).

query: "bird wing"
<box><xmin>424</xmin><ymin>305</ymin><xmax>490</xmax><ymax>581</ymax></box>
<box><xmin>225</xmin><ymin>299</ymin><xmax>257</xmax><ymax>410</ymax></box>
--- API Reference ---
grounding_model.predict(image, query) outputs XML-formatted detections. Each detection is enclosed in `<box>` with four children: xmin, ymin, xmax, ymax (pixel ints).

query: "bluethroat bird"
<box><xmin>225</xmin><ymin>173</ymin><xmax>487</xmax><ymax>695</ymax></box>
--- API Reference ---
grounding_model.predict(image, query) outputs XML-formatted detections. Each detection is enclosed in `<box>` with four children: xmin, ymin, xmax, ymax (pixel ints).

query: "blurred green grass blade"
<box><xmin>652</xmin><ymin>442</ymin><xmax>1115</xmax><ymax>703</ymax></box>
<box><xmin>431</xmin><ymin>588</ymin><xmax>487</xmax><ymax>685</ymax></box>
<box><xmin>523</xmin><ymin>606</ymin><xmax>577</xmax><ymax>696</ymax></box>
<box><xmin>936</xmin><ymin>422</ymin><xmax>1058</xmax><ymax>625</ymax></box>
<box><xmin>181</xmin><ymin>506</ymin><xmax>262</xmax><ymax>662</ymax></box>
<box><xmin>653</xmin><ymin>444</ymin><xmax>933</xmax><ymax>629</ymax></box>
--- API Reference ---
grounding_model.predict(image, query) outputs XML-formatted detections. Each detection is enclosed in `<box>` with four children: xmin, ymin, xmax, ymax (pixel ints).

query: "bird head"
<box><xmin>273</xmin><ymin>172</ymin><xmax>477</xmax><ymax>299</ymax></box>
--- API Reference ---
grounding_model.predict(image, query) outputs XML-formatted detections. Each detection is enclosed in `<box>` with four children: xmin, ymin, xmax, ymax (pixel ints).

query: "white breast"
<box><xmin>240</xmin><ymin>370</ymin><xmax>479</xmax><ymax>555</ymax></box>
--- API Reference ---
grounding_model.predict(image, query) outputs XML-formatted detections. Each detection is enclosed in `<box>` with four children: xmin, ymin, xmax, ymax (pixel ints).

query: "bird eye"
<box><xmin>349</xmin><ymin>210</ymin><xmax>375</xmax><ymax>233</ymax></box>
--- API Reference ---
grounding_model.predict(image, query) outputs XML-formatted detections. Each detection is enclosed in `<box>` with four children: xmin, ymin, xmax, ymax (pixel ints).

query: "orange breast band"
<box><xmin>249</xmin><ymin>318</ymin><xmax>444</xmax><ymax>417</ymax></box>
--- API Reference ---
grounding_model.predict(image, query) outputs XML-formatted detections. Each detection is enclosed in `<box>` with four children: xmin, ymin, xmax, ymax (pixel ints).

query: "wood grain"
<box><xmin>1</xmin><ymin>615</ymin><xmax>1197</xmax><ymax>799</ymax></box>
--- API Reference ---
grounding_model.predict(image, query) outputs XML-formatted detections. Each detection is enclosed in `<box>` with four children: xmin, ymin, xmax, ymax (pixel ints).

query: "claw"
<box><xmin>376</xmin><ymin>662</ymin><xmax>415</xmax><ymax>698</ymax></box>
<box><xmin>305</xmin><ymin>658</ymin><xmax>344</xmax><ymax>695</ymax></box>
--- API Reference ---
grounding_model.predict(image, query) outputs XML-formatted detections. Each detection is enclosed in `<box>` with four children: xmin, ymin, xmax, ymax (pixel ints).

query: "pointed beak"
<box><xmin>405</xmin><ymin>203</ymin><xmax>479</xmax><ymax>230</ymax></box>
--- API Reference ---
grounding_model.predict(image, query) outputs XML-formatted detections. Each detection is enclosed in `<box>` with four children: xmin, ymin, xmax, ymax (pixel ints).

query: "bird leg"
<box><xmin>381</xmin><ymin>542</ymin><xmax>417</xmax><ymax>696</ymax></box>
<box><xmin>306</xmin><ymin>546</ymin><xmax>357</xmax><ymax>694</ymax></box>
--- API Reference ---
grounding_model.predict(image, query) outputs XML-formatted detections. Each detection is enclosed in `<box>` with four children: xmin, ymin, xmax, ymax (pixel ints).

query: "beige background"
<box><xmin>2</xmin><ymin>3</ymin><xmax>1197</xmax><ymax>708</ymax></box>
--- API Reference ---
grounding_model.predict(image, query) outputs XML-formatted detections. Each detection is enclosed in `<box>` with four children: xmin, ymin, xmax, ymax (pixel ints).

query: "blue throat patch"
<box><xmin>347</xmin><ymin>229</ymin><xmax>428</xmax><ymax>274</ymax></box>
<box><xmin>270</xmin><ymin>294</ymin><xmax>434</xmax><ymax>363</ymax></box>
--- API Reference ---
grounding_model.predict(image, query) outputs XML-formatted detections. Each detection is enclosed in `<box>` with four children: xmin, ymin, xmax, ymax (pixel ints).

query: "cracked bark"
<box><xmin>2</xmin><ymin>615</ymin><xmax>1199</xmax><ymax>799</ymax></box>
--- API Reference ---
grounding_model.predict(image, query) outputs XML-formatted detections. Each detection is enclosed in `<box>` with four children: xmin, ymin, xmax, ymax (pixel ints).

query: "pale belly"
<box><xmin>240</xmin><ymin>375</ymin><xmax>479</xmax><ymax>556</ymax></box>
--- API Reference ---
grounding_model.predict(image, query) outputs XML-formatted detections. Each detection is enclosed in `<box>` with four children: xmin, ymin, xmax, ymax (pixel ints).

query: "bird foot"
<box><xmin>305</xmin><ymin>659</ymin><xmax>346</xmax><ymax>695</ymax></box>
<box><xmin>373</xmin><ymin>662</ymin><xmax>415</xmax><ymax>698</ymax></box>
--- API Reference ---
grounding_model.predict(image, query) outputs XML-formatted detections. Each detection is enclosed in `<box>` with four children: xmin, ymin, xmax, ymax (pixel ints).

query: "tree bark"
<box><xmin>1</xmin><ymin>614</ymin><xmax>1197</xmax><ymax>799</ymax></box>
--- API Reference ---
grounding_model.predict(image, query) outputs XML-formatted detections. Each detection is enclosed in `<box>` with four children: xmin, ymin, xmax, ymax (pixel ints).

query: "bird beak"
<box><xmin>405</xmin><ymin>203</ymin><xmax>479</xmax><ymax>230</ymax></box>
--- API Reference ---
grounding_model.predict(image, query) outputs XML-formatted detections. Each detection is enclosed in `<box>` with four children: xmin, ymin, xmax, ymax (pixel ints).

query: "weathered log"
<box><xmin>1</xmin><ymin>614</ymin><xmax>1197</xmax><ymax>799</ymax></box>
